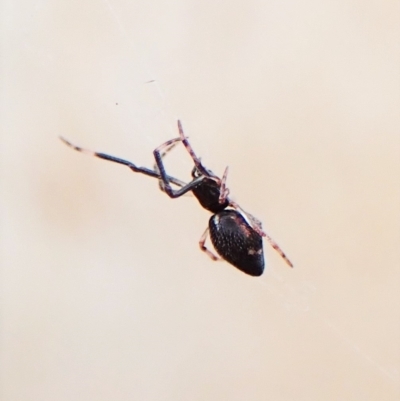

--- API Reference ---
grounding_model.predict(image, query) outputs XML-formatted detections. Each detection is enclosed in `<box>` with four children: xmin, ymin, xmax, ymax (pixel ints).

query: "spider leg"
<box><xmin>199</xmin><ymin>227</ymin><xmax>222</xmax><ymax>261</ymax></box>
<box><xmin>153</xmin><ymin>139</ymin><xmax>206</xmax><ymax>198</ymax></box>
<box><xmin>229</xmin><ymin>200</ymin><xmax>293</xmax><ymax>268</ymax></box>
<box><xmin>263</xmin><ymin>231</ymin><xmax>294</xmax><ymax>268</ymax></box>
<box><xmin>153</xmin><ymin>138</ymin><xmax>186</xmax><ymax>192</ymax></box>
<box><xmin>59</xmin><ymin>136</ymin><xmax>185</xmax><ymax>188</ymax></box>
<box><xmin>177</xmin><ymin>120</ymin><xmax>215</xmax><ymax>178</ymax></box>
<box><xmin>228</xmin><ymin>201</ymin><xmax>265</xmax><ymax>236</ymax></box>
<box><xmin>218</xmin><ymin>166</ymin><xmax>230</xmax><ymax>204</ymax></box>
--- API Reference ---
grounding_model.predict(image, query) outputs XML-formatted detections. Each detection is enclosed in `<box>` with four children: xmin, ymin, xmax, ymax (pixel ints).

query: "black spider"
<box><xmin>60</xmin><ymin>120</ymin><xmax>293</xmax><ymax>276</ymax></box>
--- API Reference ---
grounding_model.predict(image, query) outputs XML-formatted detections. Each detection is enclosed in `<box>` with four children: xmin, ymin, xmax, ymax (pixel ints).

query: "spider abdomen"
<box><xmin>209</xmin><ymin>210</ymin><xmax>265</xmax><ymax>276</ymax></box>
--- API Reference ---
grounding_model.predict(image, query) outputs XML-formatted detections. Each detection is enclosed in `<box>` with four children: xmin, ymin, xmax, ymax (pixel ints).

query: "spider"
<box><xmin>60</xmin><ymin>120</ymin><xmax>293</xmax><ymax>276</ymax></box>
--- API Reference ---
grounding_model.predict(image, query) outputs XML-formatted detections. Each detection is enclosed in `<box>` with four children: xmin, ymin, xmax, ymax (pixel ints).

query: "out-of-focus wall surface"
<box><xmin>1</xmin><ymin>1</ymin><xmax>399</xmax><ymax>400</ymax></box>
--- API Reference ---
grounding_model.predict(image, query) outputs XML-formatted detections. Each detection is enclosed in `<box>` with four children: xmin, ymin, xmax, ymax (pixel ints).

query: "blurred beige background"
<box><xmin>1</xmin><ymin>0</ymin><xmax>399</xmax><ymax>400</ymax></box>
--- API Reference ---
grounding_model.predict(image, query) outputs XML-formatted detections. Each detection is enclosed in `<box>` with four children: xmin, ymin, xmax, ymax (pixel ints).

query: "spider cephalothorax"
<box><xmin>60</xmin><ymin>120</ymin><xmax>293</xmax><ymax>276</ymax></box>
